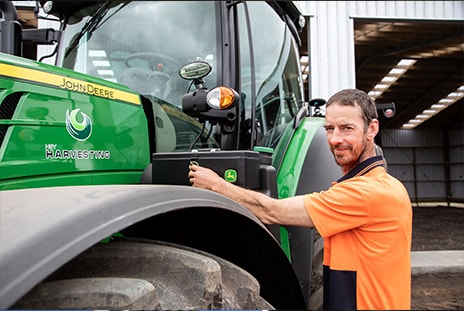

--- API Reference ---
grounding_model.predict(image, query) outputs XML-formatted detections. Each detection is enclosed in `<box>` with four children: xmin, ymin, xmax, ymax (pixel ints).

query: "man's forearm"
<box><xmin>211</xmin><ymin>179</ymin><xmax>278</xmax><ymax>224</ymax></box>
<box><xmin>188</xmin><ymin>165</ymin><xmax>312</xmax><ymax>226</ymax></box>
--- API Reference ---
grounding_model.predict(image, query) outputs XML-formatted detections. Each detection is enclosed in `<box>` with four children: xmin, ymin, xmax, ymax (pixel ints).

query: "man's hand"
<box><xmin>188</xmin><ymin>164</ymin><xmax>224</xmax><ymax>191</ymax></box>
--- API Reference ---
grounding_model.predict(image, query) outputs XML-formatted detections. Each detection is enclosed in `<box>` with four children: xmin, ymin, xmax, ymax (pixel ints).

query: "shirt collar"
<box><xmin>337</xmin><ymin>155</ymin><xmax>385</xmax><ymax>183</ymax></box>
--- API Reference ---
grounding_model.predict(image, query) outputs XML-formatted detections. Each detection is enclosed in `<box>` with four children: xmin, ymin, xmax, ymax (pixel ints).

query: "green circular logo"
<box><xmin>66</xmin><ymin>109</ymin><xmax>92</xmax><ymax>141</ymax></box>
<box><xmin>224</xmin><ymin>169</ymin><xmax>237</xmax><ymax>183</ymax></box>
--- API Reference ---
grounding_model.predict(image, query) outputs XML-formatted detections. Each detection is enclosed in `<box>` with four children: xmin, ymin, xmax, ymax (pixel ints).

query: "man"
<box><xmin>188</xmin><ymin>88</ymin><xmax>412</xmax><ymax>310</ymax></box>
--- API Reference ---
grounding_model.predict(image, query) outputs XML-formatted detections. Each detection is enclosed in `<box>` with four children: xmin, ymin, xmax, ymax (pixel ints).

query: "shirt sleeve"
<box><xmin>304</xmin><ymin>179</ymin><xmax>371</xmax><ymax>238</ymax></box>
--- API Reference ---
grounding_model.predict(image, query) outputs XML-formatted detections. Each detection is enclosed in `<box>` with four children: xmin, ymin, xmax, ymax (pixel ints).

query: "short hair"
<box><xmin>326</xmin><ymin>89</ymin><xmax>378</xmax><ymax>128</ymax></box>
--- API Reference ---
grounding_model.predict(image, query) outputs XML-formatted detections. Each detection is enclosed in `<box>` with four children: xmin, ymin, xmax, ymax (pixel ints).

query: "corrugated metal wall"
<box><xmin>448</xmin><ymin>128</ymin><xmax>464</xmax><ymax>201</ymax></box>
<box><xmin>380</xmin><ymin>128</ymin><xmax>463</xmax><ymax>203</ymax></box>
<box><xmin>295</xmin><ymin>1</ymin><xmax>464</xmax><ymax>204</ymax></box>
<box><xmin>296</xmin><ymin>1</ymin><xmax>356</xmax><ymax>100</ymax></box>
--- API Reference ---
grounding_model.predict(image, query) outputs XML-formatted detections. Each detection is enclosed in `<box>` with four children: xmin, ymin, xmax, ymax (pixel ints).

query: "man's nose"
<box><xmin>328</xmin><ymin>128</ymin><xmax>343</xmax><ymax>145</ymax></box>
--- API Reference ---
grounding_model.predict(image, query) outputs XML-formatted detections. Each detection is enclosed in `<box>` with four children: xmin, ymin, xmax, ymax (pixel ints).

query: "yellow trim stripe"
<box><xmin>0</xmin><ymin>63</ymin><xmax>140</xmax><ymax>105</ymax></box>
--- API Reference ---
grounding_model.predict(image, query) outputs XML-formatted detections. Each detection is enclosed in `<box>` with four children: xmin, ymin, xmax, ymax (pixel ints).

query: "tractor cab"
<box><xmin>48</xmin><ymin>1</ymin><xmax>306</xmax><ymax>153</ymax></box>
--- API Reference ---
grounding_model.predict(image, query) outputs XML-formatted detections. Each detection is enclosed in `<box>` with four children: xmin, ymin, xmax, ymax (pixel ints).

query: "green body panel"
<box><xmin>275</xmin><ymin>117</ymin><xmax>325</xmax><ymax>199</ymax></box>
<box><xmin>0</xmin><ymin>53</ymin><xmax>150</xmax><ymax>190</ymax></box>
<box><xmin>273</xmin><ymin>117</ymin><xmax>326</xmax><ymax>260</ymax></box>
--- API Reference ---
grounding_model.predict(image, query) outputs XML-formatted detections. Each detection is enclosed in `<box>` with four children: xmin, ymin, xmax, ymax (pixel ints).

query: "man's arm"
<box><xmin>188</xmin><ymin>164</ymin><xmax>314</xmax><ymax>227</ymax></box>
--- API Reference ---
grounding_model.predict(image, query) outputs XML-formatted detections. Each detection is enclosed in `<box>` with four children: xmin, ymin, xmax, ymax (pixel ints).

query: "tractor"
<box><xmin>0</xmin><ymin>1</ymin><xmax>341</xmax><ymax>309</ymax></box>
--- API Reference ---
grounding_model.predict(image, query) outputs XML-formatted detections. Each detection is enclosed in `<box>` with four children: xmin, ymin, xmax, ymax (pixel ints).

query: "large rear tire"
<box><xmin>12</xmin><ymin>239</ymin><xmax>273</xmax><ymax>310</ymax></box>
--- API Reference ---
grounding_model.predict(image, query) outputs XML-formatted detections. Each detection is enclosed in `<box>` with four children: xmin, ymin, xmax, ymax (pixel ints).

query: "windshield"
<box><xmin>59</xmin><ymin>1</ymin><xmax>218</xmax><ymax>104</ymax></box>
<box><xmin>237</xmin><ymin>1</ymin><xmax>304</xmax><ymax>150</ymax></box>
<box><xmin>57</xmin><ymin>1</ymin><xmax>219</xmax><ymax>151</ymax></box>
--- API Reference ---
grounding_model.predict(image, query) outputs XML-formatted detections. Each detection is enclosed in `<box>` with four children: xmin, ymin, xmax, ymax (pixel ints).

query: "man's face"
<box><xmin>324</xmin><ymin>102</ymin><xmax>368</xmax><ymax>171</ymax></box>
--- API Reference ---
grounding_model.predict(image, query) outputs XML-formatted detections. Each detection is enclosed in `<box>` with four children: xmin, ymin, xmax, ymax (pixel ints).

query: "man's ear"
<box><xmin>367</xmin><ymin>119</ymin><xmax>379</xmax><ymax>141</ymax></box>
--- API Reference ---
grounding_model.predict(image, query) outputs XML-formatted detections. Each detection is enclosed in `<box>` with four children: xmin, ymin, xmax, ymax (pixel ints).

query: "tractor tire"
<box><xmin>11</xmin><ymin>239</ymin><xmax>273</xmax><ymax>310</ymax></box>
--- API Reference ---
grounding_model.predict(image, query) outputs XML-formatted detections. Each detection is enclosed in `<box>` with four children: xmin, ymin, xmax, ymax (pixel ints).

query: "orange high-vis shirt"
<box><xmin>304</xmin><ymin>157</ymin><xmax>412</xmax><ymax>310</ymax></box>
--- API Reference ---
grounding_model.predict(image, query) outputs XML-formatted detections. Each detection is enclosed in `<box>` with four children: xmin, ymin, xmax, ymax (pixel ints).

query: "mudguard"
<box><xmin>0</xmin><ymin>184</ymin><xmax>306</xmax><ymax>309</ymax></box>
<box><xmin>274</xmin><ymin>117</ymin><xmax>341</xmax><ymax>304</ymax></box>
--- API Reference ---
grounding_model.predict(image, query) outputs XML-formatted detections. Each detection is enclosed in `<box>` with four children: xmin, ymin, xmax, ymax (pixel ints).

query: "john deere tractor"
<box><xmin>0</xmin><ymin>1</ymin><xmax>340</xmax><ymax>309</ymax></box>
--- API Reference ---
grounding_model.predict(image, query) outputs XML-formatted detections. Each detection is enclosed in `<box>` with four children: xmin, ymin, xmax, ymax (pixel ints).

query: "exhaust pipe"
<box><xmin>0</xmin><ymin>0</ymin><xmax>22</xmax><ymax>56</ymax></box>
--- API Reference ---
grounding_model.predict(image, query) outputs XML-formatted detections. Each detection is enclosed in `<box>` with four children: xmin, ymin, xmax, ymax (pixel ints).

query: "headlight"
<box><xmin>206</xmin><ymin>87</ymin><xmax>235</xmax><ymax>110</ymax></box>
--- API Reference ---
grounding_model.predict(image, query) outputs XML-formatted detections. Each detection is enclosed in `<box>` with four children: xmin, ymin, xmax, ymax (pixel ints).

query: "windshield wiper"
<box><xmin>64</xmin><ymin>1</ymin><xmax>111</xmax><ymax>58</ymax></box>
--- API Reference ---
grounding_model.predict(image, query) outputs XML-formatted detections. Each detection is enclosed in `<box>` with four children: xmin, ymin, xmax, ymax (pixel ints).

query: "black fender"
<box><xmin>0</xmin><ymin>185</ymin><xmax>305</xmax><ymax>309</ymax></box>
<box><xmin>287</xmin><ymin>125</ymin><xmax>341</xmax><ymax>304</ymax></box>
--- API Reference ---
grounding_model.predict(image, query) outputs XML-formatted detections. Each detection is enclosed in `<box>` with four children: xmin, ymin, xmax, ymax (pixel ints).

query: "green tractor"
<box><xmin>0</xmin><ymin>1</ymin><xmax>340</xmax><ymax>309</ymax></box>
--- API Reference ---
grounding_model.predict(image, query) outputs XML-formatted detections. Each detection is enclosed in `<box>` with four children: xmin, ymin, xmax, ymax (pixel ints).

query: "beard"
<box><xmin>331</xmin><ymin>144</ymin><xmax>356</xmax><ymax>167</ymax></box>
<box><xmin>330</xmin><ymin>139</ymin><xmax>368</xmax><ymax>171</ymax></box>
